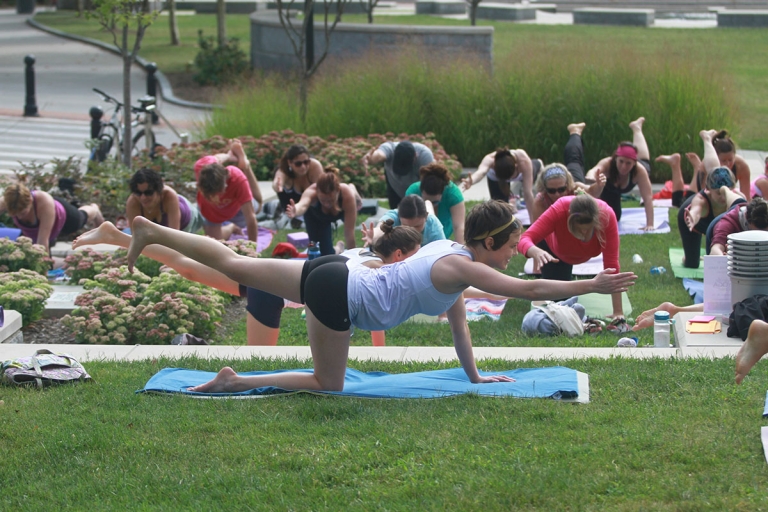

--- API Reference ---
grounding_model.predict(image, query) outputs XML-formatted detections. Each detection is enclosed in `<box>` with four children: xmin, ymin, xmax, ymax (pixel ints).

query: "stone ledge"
<box><xmin>415</xmin><ymin>0</ymin><xmax>467</xmax><ymax>15</ymax></box>
<box><xmin>476</xmin><ymin>3</ymin><xmax>538</xmax><ymax>21</ymax></box>
<box><xmin>0</xmin><ymin>310</ymin><xmax>23</xmax><ymax>344</ymax></box>
<box><xmin>717</xmin><ymin>9</ymin><xmax>768</xmax><ymax>27</ymax></box>
<box><xmin>573</xmin><ymin>7</ymin><xmax>655</xmax><ymax>26</ymax></box>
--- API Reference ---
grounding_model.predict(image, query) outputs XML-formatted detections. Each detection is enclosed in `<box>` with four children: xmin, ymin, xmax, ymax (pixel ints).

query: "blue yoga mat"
<box><xmin>139</xmin><ymin>366</ymin><xmax>588</xmax><ymax>401</ymax></box>
<box><xmin>0</xmin><ymin>227</ymin><xmax>22</xmax><ymax>241</ymax></box>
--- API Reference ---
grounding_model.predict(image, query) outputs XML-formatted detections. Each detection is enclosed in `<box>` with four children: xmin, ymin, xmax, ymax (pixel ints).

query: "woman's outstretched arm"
<box><xmin>445</xmin><ymin>294</ymin><xmax>514</xmax><ymax>384</ymax></box>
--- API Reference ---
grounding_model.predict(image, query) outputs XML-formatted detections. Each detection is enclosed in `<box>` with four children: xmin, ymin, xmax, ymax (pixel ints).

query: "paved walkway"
<box><xmin>0</xmin><ymin>342</ymin><xmax>742</xmax><ymax>363</ymax></box>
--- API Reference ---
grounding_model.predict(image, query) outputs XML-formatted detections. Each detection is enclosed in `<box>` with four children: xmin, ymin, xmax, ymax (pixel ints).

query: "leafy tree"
<box><xmin>85</xmin><ymin>0</ymin><xmax>159</xmax><ymax>167</ymax></box>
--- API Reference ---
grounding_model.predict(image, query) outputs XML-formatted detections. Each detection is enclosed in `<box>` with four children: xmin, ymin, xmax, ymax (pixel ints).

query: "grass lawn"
<box><xmin>2</xmin><ymin>355</ymin><xmax>768</xmax><ymax>508</ymax></box>
<box><xmin>34</xmin><ymin>11</ymin><xmax>768</xmax><ymax>149</ymax></box>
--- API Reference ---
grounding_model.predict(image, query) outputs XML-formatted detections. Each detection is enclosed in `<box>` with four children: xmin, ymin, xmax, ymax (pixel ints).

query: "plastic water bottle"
<box><xmin>650</xmin><ymin>266</ymin><xmax>667</xmax><ymax>275</ymax></box>
<box><xmin>653</xmin><ymin>311</ymin><xmax>671</xmax><ymax>348</ymax></box>
<box><xmin>307</xmin><ymin>242</ymin><xmax>321</xmax><ymax>260</ymax></box>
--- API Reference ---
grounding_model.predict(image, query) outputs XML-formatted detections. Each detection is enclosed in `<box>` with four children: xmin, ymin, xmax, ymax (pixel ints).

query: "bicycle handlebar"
<box><xmin>93</xmin><ymin>87</ymin><xmax>122</xmax><ymax>108</ymax></box>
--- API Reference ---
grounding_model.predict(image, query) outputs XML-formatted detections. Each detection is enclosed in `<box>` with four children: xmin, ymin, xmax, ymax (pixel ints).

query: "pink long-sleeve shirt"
<box><xmin>517</xmin><ymin>195</ymin><xmax>620</xmax><ymax>271</ymax></box>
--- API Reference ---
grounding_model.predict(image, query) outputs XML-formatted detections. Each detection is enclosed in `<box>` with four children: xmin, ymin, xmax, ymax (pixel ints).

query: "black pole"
<box><xmin>305</xmin><ymin>4</ymin><xmax>314</xmax><ymax>72</ymax></box>
<box><xmin>89</xmin><ymin>106</ymin><xmax>104</xmax><ymax>140</ymax></box>
<box><xmin>146</xmin><ymin>62</ymin><xmax>159</xmax><ymax>125</ymax></box>
<box><xmin>23</xmin><ymin>55</ymin><xmax>39</xmax><ymax>117</ymax></box>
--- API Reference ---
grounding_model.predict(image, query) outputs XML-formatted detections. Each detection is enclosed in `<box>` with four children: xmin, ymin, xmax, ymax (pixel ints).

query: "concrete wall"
<box><xmin>250</xmin><ymin>12</ymin><xmax>494</xmax><ymax>73</ymax></box>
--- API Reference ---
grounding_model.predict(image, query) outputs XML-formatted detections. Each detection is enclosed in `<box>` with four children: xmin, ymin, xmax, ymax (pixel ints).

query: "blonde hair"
<box><xmin>535</xmin><ymin>164</ymin><xmax>575</xmax><ymax>195</ymax></box>
<box><xmin>3</xmin><ymin>183</ymin><xmax>32</xmax><ymax>216</ymax></box>
<box><xmin>567</xmin><ymin>195</ymin><xmax>606</xmax><ymax>246</ymax></box>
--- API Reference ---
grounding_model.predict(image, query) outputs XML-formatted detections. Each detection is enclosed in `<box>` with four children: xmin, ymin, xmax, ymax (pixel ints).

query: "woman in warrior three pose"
<box><xmin>125</xmin><ymin>201</ymin><xmax>636</xmax><ymax>392</ymax></box>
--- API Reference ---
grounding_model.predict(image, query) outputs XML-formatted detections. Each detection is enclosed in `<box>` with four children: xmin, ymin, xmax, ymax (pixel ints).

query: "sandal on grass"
<box><xmin>607</xmin><ymin>317</ymin><xmax>630</xmax><ymax>334</ymax></box>
<box><xmin>584</xmin><ymin>318</ymin><xmax>604</xmax><ymax>335</ymax></box>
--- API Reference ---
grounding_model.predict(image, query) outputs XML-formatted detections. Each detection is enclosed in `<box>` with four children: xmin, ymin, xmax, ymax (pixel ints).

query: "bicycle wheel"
<box><xmin>131</xmin><ymin>129</ymin><xmax>155</xmax><ymax>158</ymax></box>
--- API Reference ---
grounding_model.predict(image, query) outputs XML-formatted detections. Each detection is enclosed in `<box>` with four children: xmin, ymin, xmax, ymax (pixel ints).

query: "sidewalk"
<box><xmin>0</xmin><ymin>342</ymin><xmax>741</xmax><ymax>364</ymax></box>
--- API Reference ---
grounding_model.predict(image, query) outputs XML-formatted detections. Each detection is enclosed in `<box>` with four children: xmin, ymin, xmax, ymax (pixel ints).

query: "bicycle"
<box><xmin>89</xmin><ymin>88</ymin><xmax>155</xmax><ymax>163</ymax></box>
<box><xmin>89</xmin><ymin>88</ymin><xmax>188</xmax><ymax>163</ymax></box>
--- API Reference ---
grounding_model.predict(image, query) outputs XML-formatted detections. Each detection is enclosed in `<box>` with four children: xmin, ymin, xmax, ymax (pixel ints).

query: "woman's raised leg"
<box><xmin>629</xmin><ymin>117</ymin><xmax>650</xmax><ymax>161</ymax></box>
<box><xmin>128</xmin><ymin>216</ymin><xmax>304</xmax><ymax>303</ymax></box>
<box><xmin>564</xmin><ymin>123</ymin><xmax>586</xmax><ymax>183</ymax></box>
<box><xmin>700</xmin><ymin>129</ymin><xmax>721</xmax><ymax>173</ymax></box>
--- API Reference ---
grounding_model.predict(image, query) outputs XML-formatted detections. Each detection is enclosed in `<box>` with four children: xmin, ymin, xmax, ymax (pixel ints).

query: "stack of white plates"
<box><xmin>727</xmin><ymin>231</ymin><xmax>768</xmax><ymax>277</ymax></box>
<box><xmin>727</xmin><ymin>231</ymin><xmax>768</xmax><ymax>304</ymax></box>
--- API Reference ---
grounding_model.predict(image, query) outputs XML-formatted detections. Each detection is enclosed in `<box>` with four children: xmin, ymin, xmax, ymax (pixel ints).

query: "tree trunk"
<box><xmin>367</xmin><ymin>0</ymin><xmax>373</xmax><ymax>23</ymax></box>
<box><xmin>122</xmin><ymin>25</ymin><xmax>133</xmax><ymax>169</ymax></box>
<box><xmin>77</xmin><ymin>0</ymin><xmax>84</xmax><ymax>14</ymax></box>
<box><xmin>299</xmin><ymin>75</ymin><xmax>308</xmax><ymax>127</ymax></box>
<box><xmin>169</xmin><ymin>0</ymin><xmax>180</xmax><ymax>46</ymax></box>
<box><xmin>470</xmin><ymin>2</ymin><xmax>477</xmax><ymax>26</ymax></box>
<box><xmin>217</xmin><ymin>0</ymin><xmax>227</xmax><ymax>47</ymax></box>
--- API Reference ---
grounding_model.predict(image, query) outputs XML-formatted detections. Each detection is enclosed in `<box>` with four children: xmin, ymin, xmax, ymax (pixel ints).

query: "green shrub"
<box><xmin>61</xmin><ymin>289</ymin><xmax>135</xmax><ymax>345</ymax></box>
<box><xmin>63</xmin><ymin>247</ymin><xmax>118</xmax><ymax>283</ymax></box>
<box><xmin>80</xmin><ymin>265</ymin><xmax>152</xmax><ymax>306</ymax></box>
<box><xmin>0</xmin><ymin>269</ymin><xmax>54</xmax><ymax>327</ymax></box>
<box><xmin>0</xmin><ymin>236</ymin><xmax>51</xmax><ymax>275</ymax></box>
<box><xmin>136</xmin><ymin>270</ymin><xmax>227</xmax><ymax>342</ymax></box>
<box><xmin>203</xmin><ymin>48</ymin><xmax>734</xmax><ymax>183</ymax></box>
<box><xmin>193</xmin><ymin>30</ymin><xmax>248</xmax><ymax>87</ymax></box>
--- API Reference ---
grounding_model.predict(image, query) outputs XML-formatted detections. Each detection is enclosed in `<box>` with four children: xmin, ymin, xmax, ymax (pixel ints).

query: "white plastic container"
<box><xmin>654</xmin><ymin>311</ymin><xmax>671</xmax><ymax>348</ymax></box>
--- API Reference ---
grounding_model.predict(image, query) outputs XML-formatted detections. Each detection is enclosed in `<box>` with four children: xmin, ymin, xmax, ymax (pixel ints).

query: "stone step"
<box><xmin>44</xmin><ymin>285</ymin><xmax>85</xmax><ymax>318</ymax></box>
<box><xmin>0</xmin><ymin>310</ymin><xmax>24</xmax><ymax>344</ymax></box>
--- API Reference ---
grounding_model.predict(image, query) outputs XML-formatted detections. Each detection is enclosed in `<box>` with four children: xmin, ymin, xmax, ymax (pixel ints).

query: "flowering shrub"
<box><xmin>81</xmin><ymin>266</ymin><xmax>152</xmax><ymax>306</ymax></box>
<box><xmin>135</xmin><ymin>271</ymin><xmax>226</xmax><ymax>343</ymax></box>
<box><xmin>0</xmin><ymin>236</ymin><xmax>51</xmax><ymax>275</ymax></box>
<box><xmin>63</xmin><ymin>247</ymin><xmax>117</xmax><ymax>283</ymax></box>
<box><xmin>133</xmin><ymin>131</ymin><xmax>463</xmax><ymax>198</ymax></box>
<box><xmin>222</xmin><ymin>238</ymin><xmax>260</xmax><ymax>259</ymax></box>
<box><xmin>61</xmin><ymin>290</ymin><xmax>135</xmax><ymax>344</ymax></box>
<box><xmin>0</xmin><ymin>269</ymin><xmax>54</xmax><ymax>326</ymax></box>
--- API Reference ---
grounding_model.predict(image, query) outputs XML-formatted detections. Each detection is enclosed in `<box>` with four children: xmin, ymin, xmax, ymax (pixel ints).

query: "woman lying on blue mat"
<box><xmin>72</xmin><ymin>219</ymin><xmax>421</xmax><ymax>347</ymax></box>
<box><xmin>124</xmin><ymin>201</ymin><xmax>637</xmax><ymax>392</ymax></box>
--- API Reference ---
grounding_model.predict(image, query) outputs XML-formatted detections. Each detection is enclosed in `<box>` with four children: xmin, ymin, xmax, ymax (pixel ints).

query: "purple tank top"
<box><xmin>12</xmin><ymin>191</ymin><xmax>67</xmax><ymax>245</ymax></box>
<box><xmin>141</xmin><ymin>191</ymin><xmax>191</xmax><ymax>230</ymax></box>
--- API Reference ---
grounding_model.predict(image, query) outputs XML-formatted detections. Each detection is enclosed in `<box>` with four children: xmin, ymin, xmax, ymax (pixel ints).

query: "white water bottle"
<box><xmin>653</xmin><ymin>311</ymin><xmax>671</xmax><ymax>348</ymax></box>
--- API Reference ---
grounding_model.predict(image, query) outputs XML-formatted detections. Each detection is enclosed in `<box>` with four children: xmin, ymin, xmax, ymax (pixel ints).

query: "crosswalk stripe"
<box><xmin>0</xmin><ymin>115</ymin><xmax>95</xmax><ymax>171</ymax></box>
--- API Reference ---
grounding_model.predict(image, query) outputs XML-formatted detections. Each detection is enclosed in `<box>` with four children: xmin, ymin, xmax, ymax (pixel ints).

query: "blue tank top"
<box><xmin>346</xmin><ymin>239</ymin><xmax>473</xmax><ymax>330</ymax></box>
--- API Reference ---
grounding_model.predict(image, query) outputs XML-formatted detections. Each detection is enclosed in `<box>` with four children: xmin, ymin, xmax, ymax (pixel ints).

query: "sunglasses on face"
<box><xmin>546</xmin><ymin>186</ymin><xmax>568</xmax><ymax>194</ymax></box>
<box><xmin>133</xmin><ymin>190</ymin><xmax>156</xmax><ymax>197</ymax></box>
<box><xmin>292</xmin><ymin>159</ymin><xmax>310</xmax><ymax>168</ymax></box>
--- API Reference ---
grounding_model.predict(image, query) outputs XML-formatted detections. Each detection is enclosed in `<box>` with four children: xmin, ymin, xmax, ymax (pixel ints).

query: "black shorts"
<box><xmin>55</xmin><ymin>197</ymin><xmax>87</xmax><ymax>236</ymax></box>
<box><xmin>300</xmin><ymin>255</ymin><xmax>351</xmax><ymax>332</ymax></box>
<box><xmin>246</xmin><ymin>287</ymin><xmax>285</xmax><ymax>329</ymax></box>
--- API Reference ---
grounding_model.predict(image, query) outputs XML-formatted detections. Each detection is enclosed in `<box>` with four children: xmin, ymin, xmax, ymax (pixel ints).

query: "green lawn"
<box><xmin>34</xmin><ymin>11</ymin><xmax>768</xmax><ymax>149</ymax></box>
<box><xmin>2</xmin><ymin>355</ymin><xmax>768</xmax><ymax>509</ymax></box>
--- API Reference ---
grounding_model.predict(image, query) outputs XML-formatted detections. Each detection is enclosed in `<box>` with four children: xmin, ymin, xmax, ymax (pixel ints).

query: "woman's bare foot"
<box><xmin>700</xmin><ymin>129</ymin><xmax>718</xmax><ymax>142</ymax></box>
<box><xmin>685</xmin><ymin>152</ymin><xmax>702</xmax><ymax>168</ymax></box>
<box><xmin>72</xmin><ymin>221</ymin><xmax>120</xmax><ymax>249</ymax></box>
<box><xmin>735</xmin><ymin>320</ymin><xmax>768</xmax><ymax>384</ymax></box>
<box><xmin>567</xmin><ymin>122</ymin><xmax>586</xmax><ymax>136</ymax></box>
<box><xmin>655</xmin><ymin>153</ymin><xmax>680</xmax><ymax>167</ymax></box>
<box><xmin>229</xmin><ymin>139</ymin><xmax>249</xmax><ymax>170</ymax></box>
<box><xmin>189</xmin><ymin>366</ymin><xmax>239</xmax><ymax>393</ymax></box>
<box><xmin>629</xmin><ymin>117</ymin><xmax>645</xmax><ymax>132</ymax></box>
<box><xmin>126</xmin><ymin>216</ymin><xmax>156</xmax><ymax>272</ymax></box>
